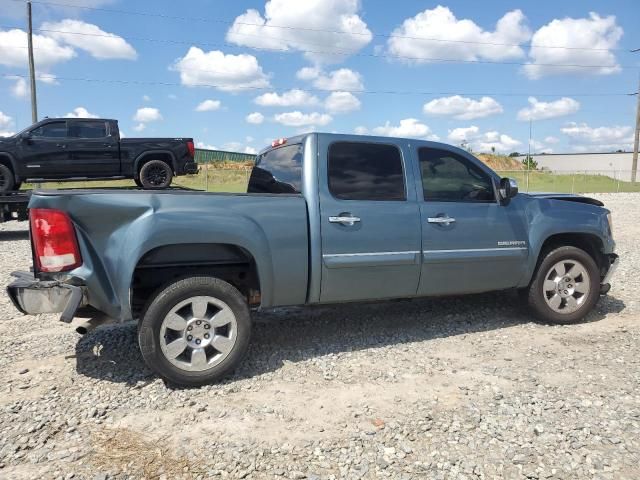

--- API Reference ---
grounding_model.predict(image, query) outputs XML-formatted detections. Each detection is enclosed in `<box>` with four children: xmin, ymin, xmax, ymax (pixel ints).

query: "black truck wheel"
<box><xmin>0</xmin><ymin>164</ymin><xmax>15</xmax><ymax>193</ymax></box>
<box><xmin>138</xmin><ymin>276</ymin><xmax>251</xmax><ymax>387</ymax></box>
<box><xmin>527</xmin><ymin>246</ymin><xmax>600</xmax><ymax>324</ymax></box>
<box><xmin>139</xmin><ymin>160</ymin><xmax>173</xmax><ymax>189</ymax></box>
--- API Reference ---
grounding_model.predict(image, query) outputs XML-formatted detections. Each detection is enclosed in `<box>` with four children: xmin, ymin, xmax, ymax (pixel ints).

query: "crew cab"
<box><xmin>7</xmin><ymin>133</ymin><xmax>618</xmax><ymax>386</ymax></box>
<box><xmin>0</xmin><ymin>118</ymin><xmax>197</xmax><ymax>192</ymax></box>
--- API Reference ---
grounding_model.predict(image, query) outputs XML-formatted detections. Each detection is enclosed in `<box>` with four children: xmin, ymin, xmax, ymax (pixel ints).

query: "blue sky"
<box><xmin>0</xmin><ymin>0</ymin><xmax>638</xmax><ymax>155</ymax></box>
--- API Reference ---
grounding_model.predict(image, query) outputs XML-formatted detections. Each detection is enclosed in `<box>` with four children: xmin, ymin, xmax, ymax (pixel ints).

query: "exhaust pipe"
<box><xmin>75</xmin><ymin>317</ymin><xmax>106</xmax><ymax>335</ymax></box>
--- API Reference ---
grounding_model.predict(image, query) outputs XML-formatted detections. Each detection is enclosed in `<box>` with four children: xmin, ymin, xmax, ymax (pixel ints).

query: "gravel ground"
<box><xmin>0</xmin><ymin>193</ymin><xmax>638</xmax><ymax>480</ymax></box>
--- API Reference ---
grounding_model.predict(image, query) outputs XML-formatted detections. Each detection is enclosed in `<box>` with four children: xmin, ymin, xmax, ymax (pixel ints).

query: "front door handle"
<box><xmin>329</xmin><ymin>214</ymin><xmax>361</xmax><ymax>226</ymax></box>
<box><xmin>427</xmin><ymin>216</ymin><xmax>456</xmax><ymax>225</ymax></box>
<box><xmin>55</xmin><ymin>144</ymin><xmax>67</xmax><ymax>149</ymax></box>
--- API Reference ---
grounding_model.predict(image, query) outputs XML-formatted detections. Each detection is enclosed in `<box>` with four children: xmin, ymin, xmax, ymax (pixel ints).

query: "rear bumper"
<box><xmin>182</xmin><ymin>162</ymin><xmax>199</xmax><ymax>175</ymax></box>
<box><xmin>6</xmin><ymin>271</ymin><xmax>85</xmax><ymax>323</ymax></box>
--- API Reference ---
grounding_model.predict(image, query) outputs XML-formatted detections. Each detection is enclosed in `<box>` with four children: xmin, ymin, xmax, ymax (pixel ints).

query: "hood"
<box><xmin>526</xmin><ymin>192</ymin><xmax>604</xmax><ymax>207</ymax></box>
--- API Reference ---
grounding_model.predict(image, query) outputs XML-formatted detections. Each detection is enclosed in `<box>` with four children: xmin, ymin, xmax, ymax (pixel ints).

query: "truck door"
<box><xmin>18</xmin><ymin>120</ymin><xmax>71</xmax><ymax>178</ymax></box>
<box><xmin>414</xmin><ymin>147</ymin><xmax>528</xmax><ymax>296</ymax></box>
<box><xmin>318</xmin><ymin>138</ymin><xmax>422</xmax><ymax>302</ymax></box>
<box><xmin>66</xmin><ymin>120</ymin><xmax>119</xmax><ymax>176</ymax></box>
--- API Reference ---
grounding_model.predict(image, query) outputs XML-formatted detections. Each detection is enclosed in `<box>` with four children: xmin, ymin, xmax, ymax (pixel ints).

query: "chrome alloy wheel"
<box><xmin>159</xmin><ymin>296</ymin><xmax>237</xmax><ymax>372</ymax></box>
<box><xmin>542</xmin><ymin>259</ymin><xmax>591</xmax><ymax>314</ymax></box>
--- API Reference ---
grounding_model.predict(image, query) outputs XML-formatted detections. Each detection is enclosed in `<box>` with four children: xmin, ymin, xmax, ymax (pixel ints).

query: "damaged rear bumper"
<box><xmin>6</xmin><ymin>271</ymin><xmax>85</xmax><ymax>323</ymax></box>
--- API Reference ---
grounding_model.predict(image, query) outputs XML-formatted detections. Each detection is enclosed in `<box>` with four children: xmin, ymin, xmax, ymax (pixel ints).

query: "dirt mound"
<box><xmin>477</xmin><ymin>153</ymin><xmax>523</xmax><ymax>170</ymax></box>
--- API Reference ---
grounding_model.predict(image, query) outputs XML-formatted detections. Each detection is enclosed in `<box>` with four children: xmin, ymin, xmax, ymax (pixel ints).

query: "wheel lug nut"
<box><xmin>187</xmin><ymin>326</ymin><xmax>192</xmax><ymax>331</ymax></box>
<box><xmin>204</xmin><ymin>324</ymin><xmax>210</xmax><ymax>329</ymax></box>
<box><xmin>196</xmin><ymin>339</ymin><xmax>201</xmax><ymax>345</ymax></box>
<box><xmin>196</xmin><ymin>320</ymin><xmax>202</xmax><ymax>325</ymax></box>
<box><xmin>187</xmin><ymin>335</ymin><xmax>193</xmax><ymax>341</ymax></box>
<box><xmin>204</xmin><ymin>333</ymin><xmax>210</xmax><ymax>339</ymax></box>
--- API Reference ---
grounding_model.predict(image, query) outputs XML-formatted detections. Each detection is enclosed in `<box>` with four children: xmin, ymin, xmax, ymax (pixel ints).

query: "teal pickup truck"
<box><xmin>7</xmin><ymin>133</ymin><xmax>618</xmax><ymax>386</ymax></box>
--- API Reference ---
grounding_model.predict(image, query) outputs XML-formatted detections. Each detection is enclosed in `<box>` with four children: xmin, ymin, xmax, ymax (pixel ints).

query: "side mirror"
<box><xmin>499</xmin><ymin>177</ymin><xmax>519</xmax><ymax>202</ymax></box>
<box><xmin>21</xmin><ymin>132</ymin><xmax>32</xmax><ymax>143</ymax></box>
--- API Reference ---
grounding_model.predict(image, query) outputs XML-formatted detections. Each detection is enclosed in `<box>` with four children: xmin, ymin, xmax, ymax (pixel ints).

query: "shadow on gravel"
<box><xmin>0</xmin><ymin>230</ymin><xmax>29</xmax><ymax>241</ymax></box>
<box><xmin>73</xmin><ymin>291</ymin><xmax>626</xmax><ymax>387</ymax></box>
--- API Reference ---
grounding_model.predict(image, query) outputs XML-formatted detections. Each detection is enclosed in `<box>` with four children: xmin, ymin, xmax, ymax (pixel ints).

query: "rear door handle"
<box><xmin>329</xmin><ymin>214</ymin><xmax>361</xmax><ymax>226</ymax></box>
<box><xmin>427</xmin><ymin>216</ymin><xmax>456</xmax><ymax>225</ymax></box>
<box><xmin>55</xmin><ymin>144</ymin><xmax>67</xmax><ymax>148</ymax></box>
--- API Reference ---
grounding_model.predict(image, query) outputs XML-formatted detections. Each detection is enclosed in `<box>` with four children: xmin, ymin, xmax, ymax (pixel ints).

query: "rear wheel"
<box><xmin>139</xmin><ymin>160</ymin><xmax>173</xmax><ymax>189</ymax></box>
<box><xmin>527</xmin><ymin>246</ymin><xmax>600</xmax><ymax>324</ymax></box>
<box><xmin>134</xmin><ymin>177</ymin><xmax>143</xmax><ymax>188</ymax></box>
<box><xmin>138</xmin><ymin>276</ymin><xmax>251</xmax><ymax>386</ymax></box>
<box><xmin>0</xmin><ymin>164</ymin><xmax>15</xmax><ymax>193</ymax></box>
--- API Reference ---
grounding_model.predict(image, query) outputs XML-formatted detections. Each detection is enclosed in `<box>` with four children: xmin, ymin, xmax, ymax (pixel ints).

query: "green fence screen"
<box><xmin>194</xmin><ymin>149</ymin><xmax>256</xmax><ymax>164</ymax></box>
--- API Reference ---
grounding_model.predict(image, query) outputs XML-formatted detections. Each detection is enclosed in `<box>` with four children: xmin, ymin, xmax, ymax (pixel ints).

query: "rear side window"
<box><xmin>247</xmin><ymin>143</ymin><xmax>303</xmax><ymax>194</ymax></box>
<box><xmin>419</xmin><ymin>148</ymin><xmax>495</xmax><ymax>202</ymax></box>
<box><xmin>68</xmin><ymin>121</ymin><xmax>107</xmax><ymax>139</ymax></box>
<box><xmin>31</xmin><ymin>121</ymin><xmax>67</xmax><ymax>138</ymax></box>
<box><xmin>328</xmin><ymin>142</ymin><xmax>405</xmax><ymax>201</ymax></box>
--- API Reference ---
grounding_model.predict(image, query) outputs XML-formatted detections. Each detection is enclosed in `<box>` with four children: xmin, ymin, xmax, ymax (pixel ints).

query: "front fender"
<box><xmin>521</xmin><ymin>197</ymin><xmax>612</xmax><ymax>285</ymax></box>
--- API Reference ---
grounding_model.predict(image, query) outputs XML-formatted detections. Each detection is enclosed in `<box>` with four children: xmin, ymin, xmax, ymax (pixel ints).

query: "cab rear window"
<box><xmin>247</xmin><ymin>144</ymin><xmax>303</xmax><ymax>194</ymax></box>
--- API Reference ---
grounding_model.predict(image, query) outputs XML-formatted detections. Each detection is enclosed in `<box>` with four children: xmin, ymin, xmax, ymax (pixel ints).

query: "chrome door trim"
<box><xmin>423</xmin><ymin>247</ymin><xmax>527</xmax><ymax>254</ymax></box>
<box><xmin>323</xmin><ymin>250</ymin><xmax>421</xmax><ymax>269</ymax></box>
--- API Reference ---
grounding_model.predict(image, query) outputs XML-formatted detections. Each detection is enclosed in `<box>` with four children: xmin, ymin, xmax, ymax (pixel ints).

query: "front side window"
<box><xmin>31</xmin><ymin>121</ymin><xmax>67</xmax><ymax>138</ymax></box>
<box><xmin>328</xmin><ymin>142</ymin><xmax>405</xmax><ymax>201</ymax></box>
<box><xmin>68</xmin><ymin>121</ymin><xmax>107</xmax><ymax>139</ymax></box>
<box><xmin>419</xmin><ymin>148</ymin><xmax>495</xmax><ymax>202</ymax></box>
<box><xmin>247</xmin><ymin>143</ymin><xmax>303</xmax><ymax>194</ymax></box>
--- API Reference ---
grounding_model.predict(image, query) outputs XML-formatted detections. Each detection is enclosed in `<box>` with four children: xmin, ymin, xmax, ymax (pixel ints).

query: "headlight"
<box><xmin>607</xmin><ymin>213</ymin><xmax>613</xmax><ymax>236</ymax></box>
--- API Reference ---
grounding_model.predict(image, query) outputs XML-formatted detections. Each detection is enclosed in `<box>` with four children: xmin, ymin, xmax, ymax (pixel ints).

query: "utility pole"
<box><xmin>632</xmin><ymin>73</ymin><xmax>640</xmax><ymax>183</ymax></box>
<box><xmin>27</xmin><ymin>1</ymin><xmax>38</xmax><ymax>123</ymax></box>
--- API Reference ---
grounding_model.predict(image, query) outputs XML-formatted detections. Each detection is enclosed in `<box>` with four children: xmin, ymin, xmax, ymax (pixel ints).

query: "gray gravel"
<box><xmin>0</xmin><ymin>193</ymin><xmax>639</xmax><ymax>480</ymax></box>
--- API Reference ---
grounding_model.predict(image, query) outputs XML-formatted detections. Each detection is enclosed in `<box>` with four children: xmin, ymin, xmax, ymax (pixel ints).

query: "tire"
<box><xmin>527</xmin><ymin>246</ymin><xmax>600</xmax><ymax>324</ymax></box>
<box><xmin>139</xmin><ymin>160</ymin><xmax>173</xmax><ymax>189</ymax></box>
<box><xmin>134</xmin><ymin>177</ymin><xmax>143</xmax><ymax>188</ymax></box>
<box><xmin>138</xmin><ymin>276</ymin><xmax>251</xmax><ymax>387</ymax></box>
<box><xmin>0</xmin><ymin>164</ymin><xmax>15</xmax><ymax>193</ymax></box>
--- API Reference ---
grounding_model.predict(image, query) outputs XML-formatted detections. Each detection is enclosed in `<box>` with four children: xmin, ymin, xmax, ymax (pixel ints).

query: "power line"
<box><xmin>1</xmin><ymin>72</ymin><xmax>634</xmax><ymax>97</ymax></box>
<box><xmin>4</xmin><ymin>0</ymin><xmax>634</xmax><ymax>53</ymax></box>
<box><xmin>1</xmin><ymin>25</ymin><xmax>637</xmax><ymax>71</ymax></box>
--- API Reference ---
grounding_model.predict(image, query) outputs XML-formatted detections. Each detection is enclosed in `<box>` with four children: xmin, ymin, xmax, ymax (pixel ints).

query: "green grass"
<box><xmin>20</xmin><ymin>168</ymin><xmax>640</xmax><ymax>195</ymax></box>
<box><xmin>495</xmin><ymin>171</ymin><xmax>640</xmax><ymax>194</ymax></box>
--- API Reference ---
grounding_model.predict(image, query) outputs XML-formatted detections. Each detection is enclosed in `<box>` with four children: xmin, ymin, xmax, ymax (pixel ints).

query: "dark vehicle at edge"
<box><xmin>0</xmin><ymin>117</ymin><xmax>198</xmax><ymax>192</ymax></box>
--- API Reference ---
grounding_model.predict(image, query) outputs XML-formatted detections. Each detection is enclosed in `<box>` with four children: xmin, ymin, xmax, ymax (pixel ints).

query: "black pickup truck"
<box><xmin>0</xmin><ymin>118</ymin><xmax>197</xmax><ymax>192</ymax></box>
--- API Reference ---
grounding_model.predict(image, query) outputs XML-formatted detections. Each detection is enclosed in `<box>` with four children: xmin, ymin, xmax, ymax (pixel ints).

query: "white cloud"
<box><xmin>254</xmin><ymin>89</ymin><xmax>320</xmax><ymax>107</ymax></box>
<box><xmin>524</xmin><ymin>13</ymin><xmax>622</xmax><ymax>79</ymax></box>
<box><xmin>133</xmin><ymin>123</ymin><xmax>146</xmax><ymax>132</ymax></box>
<box><xmin>173</xmin><ymin>47</ymin><xmax>270</xmax><ymax>92</ymax></box>
<box><xmin>274</xmin><ymin>111</ymin><xmax>332</xmax><ymax>127</ymax></box>
<box><xmin>222</xmin><ymin>142</ymin><xmax>257</xmax><ymax>154</ymax></box>
<box><xmin>387</xmin><ymin>7</ymin><xmax>530</xmax><ymax>63</ymax></box>
<box><xmin>10</xmin><ymin>77</ymin><xmax>27</xmax><ymax>98</ymax></box>
<box><xmin>142</xmin><ymin>95</ymin><xmax>151</xmax><ymax>102</ymax></box>
<box><xmin>354</xmin><ymin>126</ymin><xmax>369</xmax><ymax>135</ymax></box>
<box><xmin>447</xmin><ymin>125</ymin><xmax>521</xmax><ymax>153</ymax></box>
<box><xmin>64</xmin><ymin>106</ymin><xmax>98</xmax><ymax>118</ymax></box>
<box><xmin>133</xmin><ymin>107</ymin><xmax>162</xmax><ymax>123</ymax></box>
<box><xmin>0</xmin><ymin>28</ymin><xmax>75</xmax><ymax>69</ymax></box>
<box><xmin>300</xmin><ymin>68</ymin><xmax>364</xmax><ymax>91</ymax></box>
<box><xmin>544</xmin><ymin>136</ymin><xmax>560</xmax><ymax>144</ymax></box>
<box><xmin>517</xmin><ymin>97</ymin><xmax>580</xmax><ymax>121</ymax></box>
<box><xmin>560</xmin><ymin>122</ymin><xmax>633</xmax><ymax>152</ymax></box>
<box><xmin>41</xmin><ymin>19</ymin><xmax>137</xmax><ymax>60</ymax></box>
<box><xmin>423</xmin><ymin>95</ymin><xmax>503</xmax><ymax>120</ymax></box>
<box><xmin>0</xmin><ymin>131</ymin><xmax>15</xmax><ymax>137</ymax></box>
<box><xmin>0</xmin><ymin>111</ymin><xmax>13</xmax><ymax>130</ymax></box>
<box><xmin>196</xmin><ymin>141</ymin><xmax>218</xmax><ymax>150</ymax></box>
<box><xmin>246</xmin><ymin>112</ymin><xmax>265</xmax><ymax>124</ymax></box>
<box><xmin>324</xmin><ymin>91</ymin><xmax>361</xmax><ymax>114</ymax></box>
<box><xmin>226</xmin><ymin>0</ymin><xmax>372</xmax><ymax>63</ymax></box>
<box><xmin>195</xmin><ymin>99</ymin><xmax>222</xmax><ymax>112</ymax></box>
<box><xmin>371</xmin><ymin>118</ymin><xmax>439</xmax><ymax>140</ymax></box>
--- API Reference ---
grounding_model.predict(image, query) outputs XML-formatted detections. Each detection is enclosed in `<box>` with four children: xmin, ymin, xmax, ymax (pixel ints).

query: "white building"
<box><xmin>516</xmin><ymin>152</ymin><xmax>636</xmax><ymax>181</ymax></box>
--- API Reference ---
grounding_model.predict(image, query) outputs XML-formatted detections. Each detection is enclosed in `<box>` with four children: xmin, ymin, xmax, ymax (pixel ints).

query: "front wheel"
<box><xmin>138</xmin><ymin>276</ymin><xmax>251</xmax><ymax>387</ymax></box>
<box><xmin>139</xmin><ymin>160</ymin><xmax>173</xmax><ymax>189</ymax></box>
<box><xmin>527</xmin><ymin>246</ymin><xmax>600</xmax><ymax>324</ymax></box>
<box><xmin>0</xmin><ymin>164</ymin><xmax>15</xmax><ymax>193</ymax></box>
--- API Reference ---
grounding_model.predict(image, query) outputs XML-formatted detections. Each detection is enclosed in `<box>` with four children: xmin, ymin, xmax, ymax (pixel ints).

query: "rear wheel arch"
<box><xmin>134</xmin><ymin>151</ymin><xmax>176</xmax><ymax>177</ymax></box>
<box><xmin>130</xmin><ymin>242</ymin><xmax>262</xmax><ymax>318</ymax></box>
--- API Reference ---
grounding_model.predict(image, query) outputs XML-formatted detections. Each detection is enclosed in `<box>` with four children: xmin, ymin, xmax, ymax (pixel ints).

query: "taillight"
<box><xmin>271</xmin><ymin>138</ymin><xmax>287</xmax><ymax>147</ymax></box>
<box><xmin>187</xmin><ymin>140</ymin><xmax>195</xmax><ymax>158</ymax></box>
<box><xmin>30</xmin><ymin>208</ymin><xmax>82</xmax><ymax>273</ymax></box>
